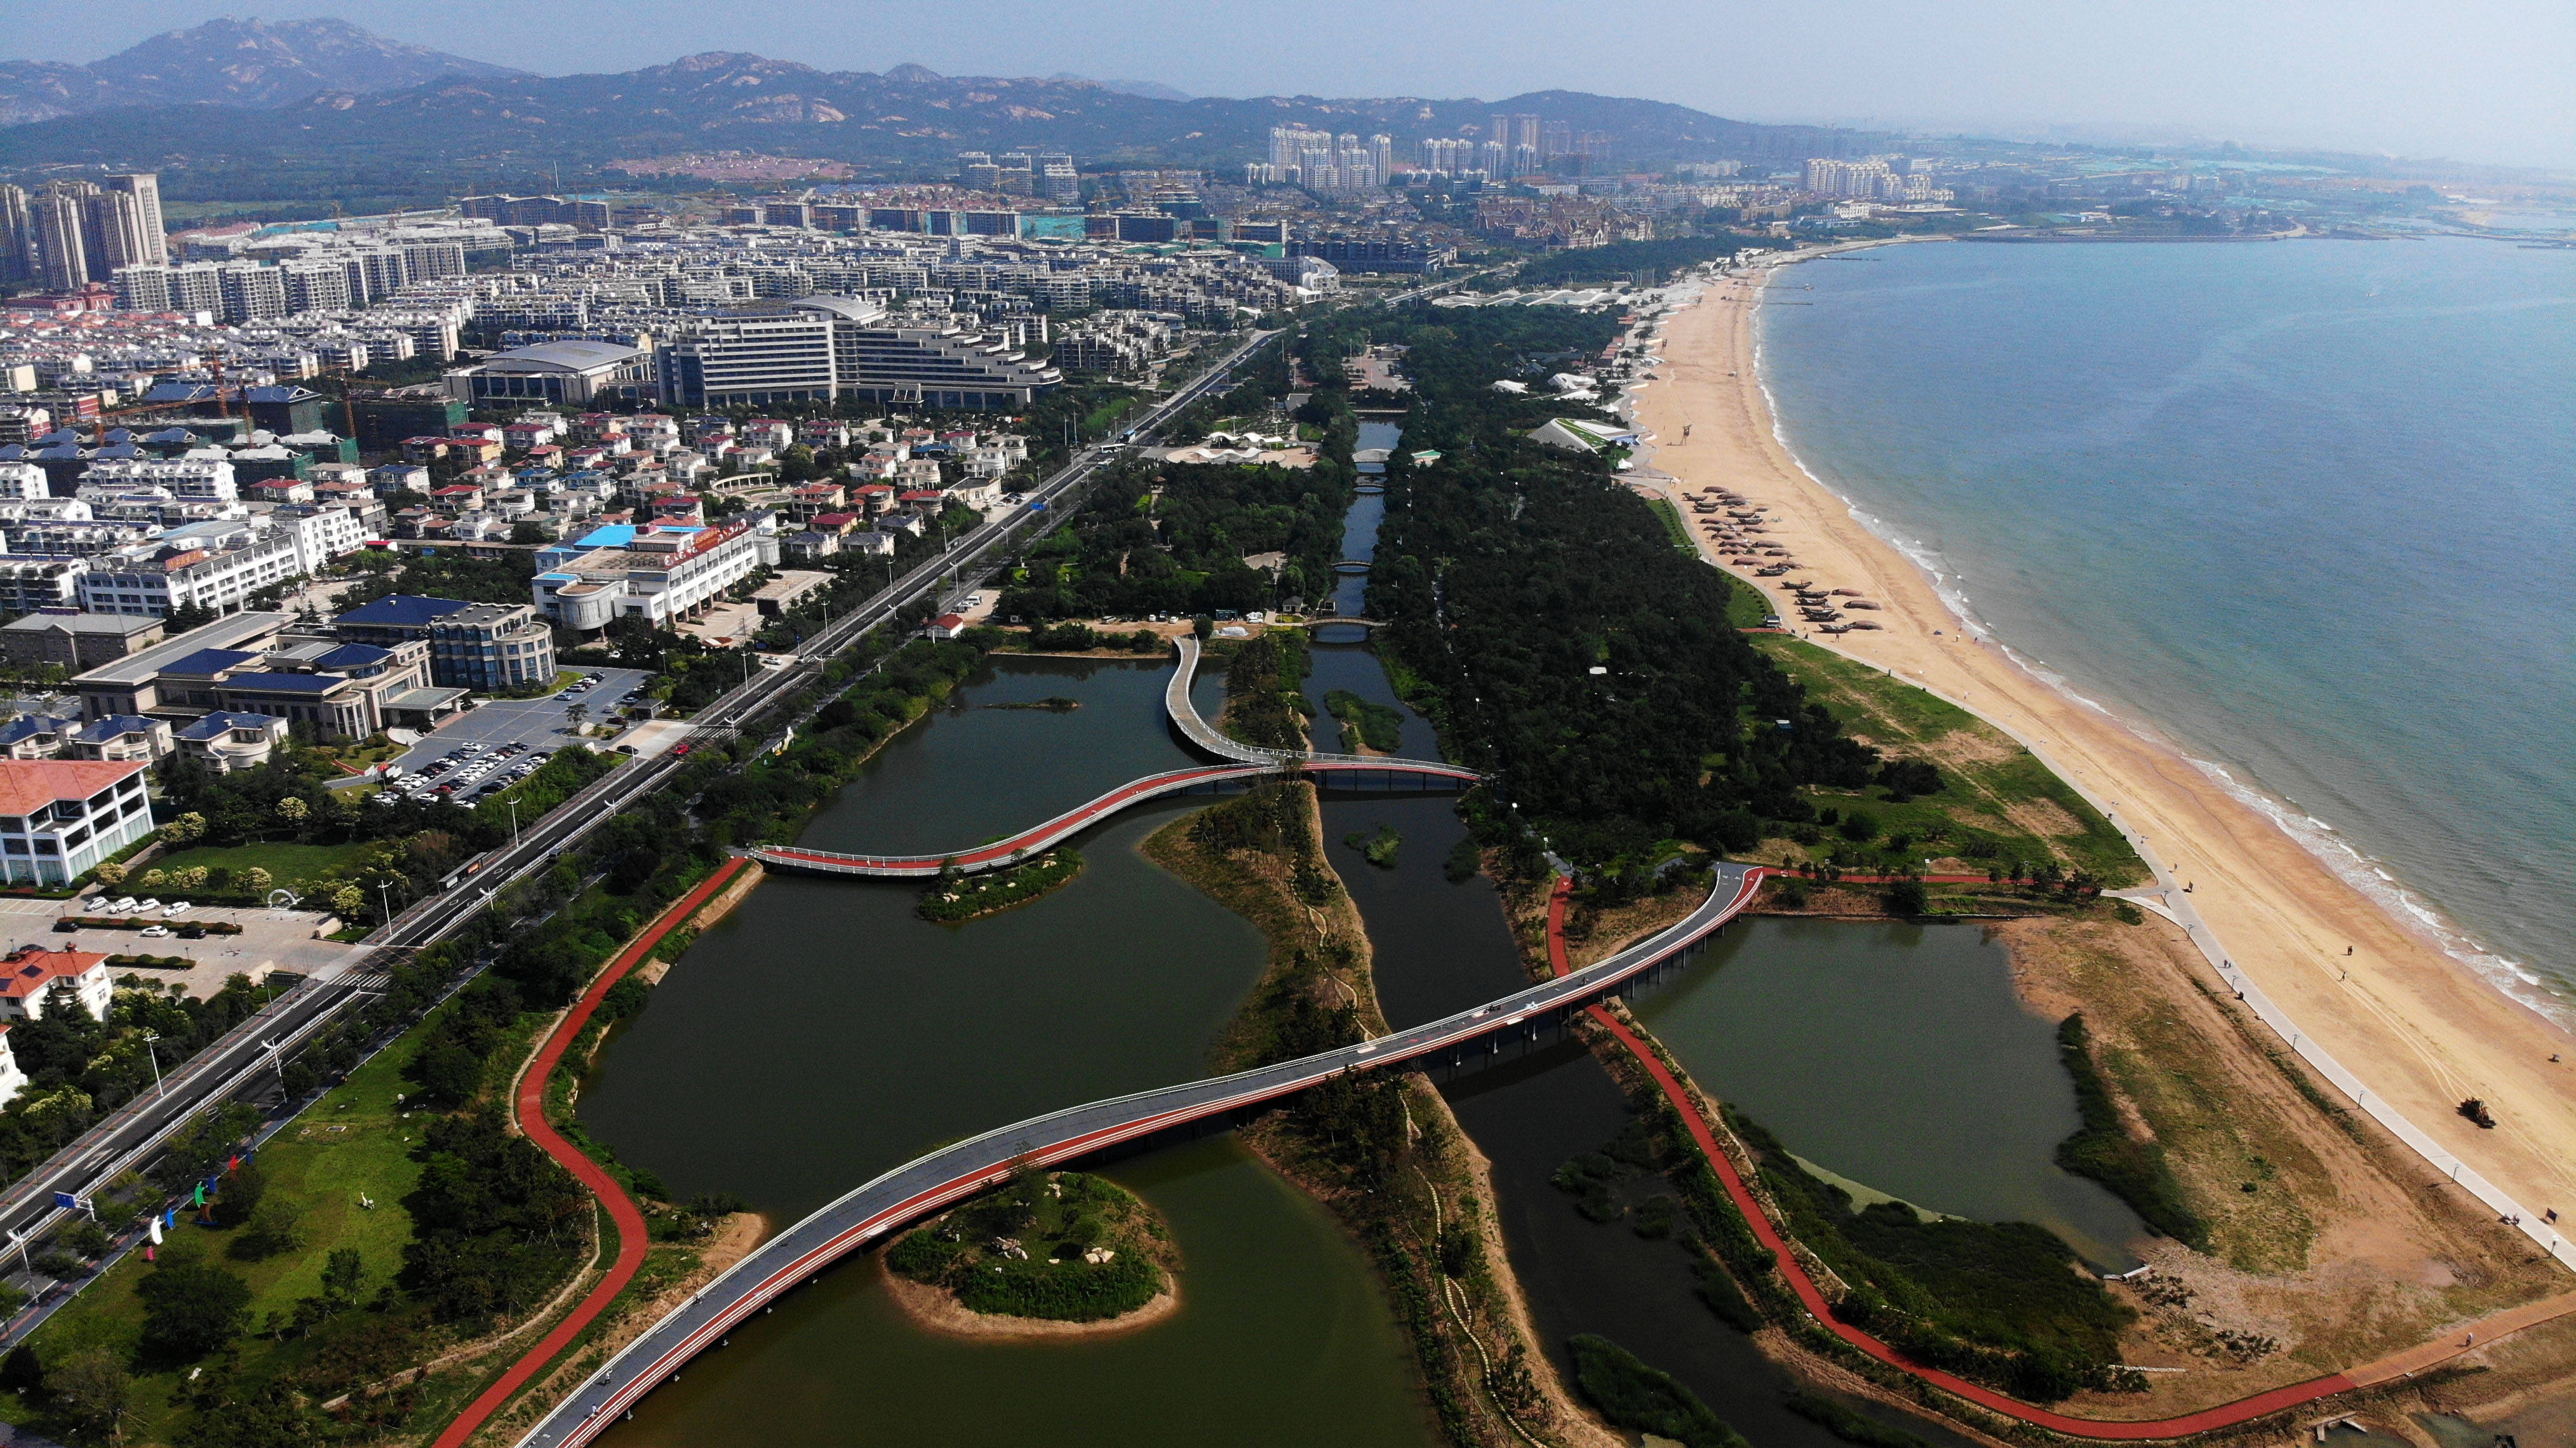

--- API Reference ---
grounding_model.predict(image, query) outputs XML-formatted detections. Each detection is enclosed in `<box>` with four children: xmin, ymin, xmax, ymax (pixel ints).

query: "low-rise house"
<box><xmin>0</xmin><ymin>946</ymin><xmax>112</xmax><ymax>1022</ymax></box>
<box><xmin>0</xmin><ymin>716</ymin><xmax>80</xmax><ymax>760</ymax></box>
<box><xmin>70</xmin><ymin>714</ymin><xmax>170</xmax><ymax>763</ymax></box>
<box><xmin>173</xmin><ymin>711</ymin><xmax>290</xmax><ymax>773</ymax></box>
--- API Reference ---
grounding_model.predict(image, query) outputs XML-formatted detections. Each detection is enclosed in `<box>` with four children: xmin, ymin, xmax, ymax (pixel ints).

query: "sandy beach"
<box><xmin>1631</xmin><ymin>251</ymin><xmax>2576</xmax><ymax>1238</ymax></box>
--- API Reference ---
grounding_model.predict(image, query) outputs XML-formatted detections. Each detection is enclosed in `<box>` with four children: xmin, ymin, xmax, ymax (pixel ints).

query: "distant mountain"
<box><xmin>0</xmin><ymin>17</ymin><xmax>527</xmax><ymax>125</ymax></box>
<box><xmin>1052</xmin><ymin>72</ymin><xmax>1195</xmax><ymax>103</ymax></box>
<box><xmin>0</xmin><ymin>46</ymin><xmax>1882</xmax><ymax>198</ymax></box>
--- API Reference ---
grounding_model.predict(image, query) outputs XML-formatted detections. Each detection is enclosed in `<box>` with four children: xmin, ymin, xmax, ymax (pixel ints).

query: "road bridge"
<box><xmin>513</xmin><ymin>863</ymin><xmax>1763</xmax><ymax>1447</ymax></box>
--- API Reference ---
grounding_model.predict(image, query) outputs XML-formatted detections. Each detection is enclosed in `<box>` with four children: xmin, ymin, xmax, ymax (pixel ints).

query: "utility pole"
<box><xmin>141</xmin><ymin>1029</ymin><xmax>164</xmax><ymax>1099</ymax></box>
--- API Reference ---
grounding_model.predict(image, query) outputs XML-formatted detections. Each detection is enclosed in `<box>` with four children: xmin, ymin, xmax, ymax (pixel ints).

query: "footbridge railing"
<box><xmin>513</xmin><ymin>862</ymin><xmax>1763</xmax><ymax>1447</ymax></box>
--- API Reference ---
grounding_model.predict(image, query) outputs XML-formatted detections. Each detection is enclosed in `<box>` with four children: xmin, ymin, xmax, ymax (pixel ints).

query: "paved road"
<box><xmin>515</xmin><ymin>862</ymin><xmax>1762</xmax><ymax>1447</ymax></box>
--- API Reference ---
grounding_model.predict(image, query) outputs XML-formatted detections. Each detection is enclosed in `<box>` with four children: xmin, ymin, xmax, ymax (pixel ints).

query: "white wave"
<box><xmin>1742</xmin><ymin>261</ymin><xmax>2575</xmax><ymax>1031</ymax></box>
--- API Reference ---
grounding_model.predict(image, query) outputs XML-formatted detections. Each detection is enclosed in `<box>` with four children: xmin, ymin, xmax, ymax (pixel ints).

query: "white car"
<box><xmin>107</xmin><ymin>895</ymin><xmax>138</xmax><ymax>915</ymax></box>
<box><xmin>133</xmin><ymin>897</ymin><xmax>161</xmax><ymax>913</ymax></box>
<box><xmin>163</xmin><ymin>902</ymin><xmax>191</xmax><ymax>917</ymax></box>
<box><xmin>139</xmin><ymin>925</ymin><xmax>171</xmax><ymax>939</ymax></box>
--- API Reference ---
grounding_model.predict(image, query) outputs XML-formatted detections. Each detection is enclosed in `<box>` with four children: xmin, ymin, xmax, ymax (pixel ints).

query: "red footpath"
<box><xmin>432</xmin><ymin>857</ymin><xmax>751</xmax><ymax>1448</ymax></box>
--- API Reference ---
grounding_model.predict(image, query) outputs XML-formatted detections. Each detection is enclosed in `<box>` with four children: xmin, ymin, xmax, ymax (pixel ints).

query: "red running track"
<box><xmin>433</xmin><ymin>857</ymin><xmax>751</xmax><ymax>1448</ymax></box>
<box><xmin>1544</xmin><ymin>876</ymin><xmax>2357</xmax><ymax>1440</ymax></box>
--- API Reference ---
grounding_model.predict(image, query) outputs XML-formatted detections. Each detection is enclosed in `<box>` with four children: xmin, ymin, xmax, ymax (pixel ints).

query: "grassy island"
<box><xmin>915</xmin><ymin>849</ymin><xmax>1083</xmax><ymax>923</ymax></box>
<box><xmin>885</xmin><ymin>1169</ymin><xmax>1172</xmax><ymax>1324</ymax></box>
<box><xmin>1324</xmin><ymin>689</ymin><xmax>1404</xmax><ymax>753</ymax></box>
<box><xmin>984</xmin><ymin>695</ymin><xmax>1082</xmax><ymax>711</ymax></box>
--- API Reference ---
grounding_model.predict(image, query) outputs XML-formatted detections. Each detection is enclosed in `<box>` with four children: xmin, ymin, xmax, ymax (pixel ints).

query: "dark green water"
<box><xmin>606</xmin><ymin>1137</ymin><xmax>1436</xmax><ymax>1448</ymax></box>
<box><xmin>579</xmin><ymin>657</ymin><xmax>1442</xmax><ymax>1447</ymax></box>
<box><xmin>1634</xmin><ymin>916</ymin><xmax>2148</xmax><ymax>1268</ymax></box>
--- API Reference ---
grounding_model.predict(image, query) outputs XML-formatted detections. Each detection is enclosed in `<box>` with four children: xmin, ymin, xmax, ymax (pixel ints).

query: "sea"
<box><xmin>1753</xmin><ymin>236</ymin><xmax>2576</xmax><ymax>1021</ymax></box>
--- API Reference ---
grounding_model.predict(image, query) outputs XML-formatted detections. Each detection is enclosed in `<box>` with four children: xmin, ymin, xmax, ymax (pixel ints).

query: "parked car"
<box><xmin>133</xmin><ymin>898</ymin><xmax>160</xmax><ymax>913</ymax></box>
<box><xmin>163</xmin><ymin>902</ymin><xmax>190</xmax><ymax>917</ymax></box>
<box><xmin>105</xmin><ymin>896</ymin><xmax>138</xmax><ymax>915</ymax></box>
<box><xmin>139</xmin><ymin>925</ymin><xmax>170</xmax><ymax>938</ymax></box>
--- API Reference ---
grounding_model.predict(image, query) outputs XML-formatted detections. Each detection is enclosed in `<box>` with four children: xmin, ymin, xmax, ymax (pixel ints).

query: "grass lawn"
<box><xmin>1721</xmin><ymin>571</ymin><xmax>1775</xmax><ymax>630</ymax></box>
<box><xmin>13</xmin><ymin>991</ymin><xmax>448</xmax><ymax>1438</ymax></box>
<box><xmin>1754</xmin><ymin>634</ymin><xmax>2148</xmax><ymax>887</ymax></box>
<box><xmin>142</xmin><ymin>840</ymin><xmax>372</xmax><ymax>893</ymax></box>
<box><xmin>1643</xmin><ymin>495</ymin><xmax>1696</xmax><ymax>555</ymax></box>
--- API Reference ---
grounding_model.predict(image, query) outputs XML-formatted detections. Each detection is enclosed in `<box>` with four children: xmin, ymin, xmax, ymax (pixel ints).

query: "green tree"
<box><xmin>137</xmin><ymin>1251</ymin><xmax>253</xmax><ymax>1361</ymax></box>
<box><xmin>47</xmin><ymin>1345</ymin><xmax>131</xmax><ymax>1440</ymax></box>
<box><xmin>320</xmin><ymin>1247</ymin><xmax>364</xmax><ymax>1306</ymax></box>
<box><xmin>0</xmin><ymin>1341</ymin><xmax>41</xmax><ymax>1397</ymax></box>
<box><xmin>159</xmin><ymin>812</ymin><xmax>208</xmax><ymax>845</ymax></box>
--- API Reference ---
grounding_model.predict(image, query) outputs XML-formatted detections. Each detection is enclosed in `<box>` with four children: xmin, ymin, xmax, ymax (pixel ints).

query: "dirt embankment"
<box><xmin>1999</xmin><ymin>913</ymin><xmax>2575</xmax><ymax>1424</ymax></box>
<box><xmin>1149</xmin><ymin>787</ymin><xmax>1615</xmax><ymax>1448</ymax></box>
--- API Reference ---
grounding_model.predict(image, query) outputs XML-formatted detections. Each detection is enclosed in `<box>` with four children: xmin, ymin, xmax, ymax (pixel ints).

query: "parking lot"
<box><xmin>377</xmin><ymin>667</ymin><xmax>653</xmax><ymax>805</ymax></box>
<box><xmin>0</xmin><ymin>895</ymin><xmax>365</xmax><ymax>999</ymax></box>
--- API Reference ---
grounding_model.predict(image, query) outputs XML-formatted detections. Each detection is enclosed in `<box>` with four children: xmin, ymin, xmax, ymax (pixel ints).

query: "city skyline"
<box><xmin>3</xmin><ymin>1</ymin><xmax>2570</xmax><ymax>170</ymax></box>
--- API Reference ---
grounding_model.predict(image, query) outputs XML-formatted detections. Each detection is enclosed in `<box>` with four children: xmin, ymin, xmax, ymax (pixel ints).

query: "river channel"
<box><xmin>579</xmin><ymin>429</ymin><xmax>2126</xmax><ymax>1447</ymax></box>
<box><xmin>579</xmin><ymin>654</ymin><xmax>1440</xmax><ymax>1448</ymax></box>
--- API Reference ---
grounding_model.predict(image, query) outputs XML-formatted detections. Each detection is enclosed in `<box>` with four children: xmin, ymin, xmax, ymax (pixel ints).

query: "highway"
<box><xmin>515</xmin><ymin>862</ymin><xmax>1763</xmax><ymax>1447</ymax></box>
<box><xmin>0</xmin><ymin>326</ymin><xmax>1285</xmax><ymax>1336</ymax></box>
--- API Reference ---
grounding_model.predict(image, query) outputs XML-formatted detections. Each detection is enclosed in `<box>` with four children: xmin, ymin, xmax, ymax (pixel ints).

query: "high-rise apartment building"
<box><xmin>103</xmin><ymin>175</ymin><xmax>166</xmax><ymax>264</ymax></box>
<box><xmin>0</xmin><ymin>185</ymin><xmax>34</xmax><ymax>286</ymax></box>
<box><xmin>28</xmin><ymin>187</ymin><xmax>90</xmax><ymax>292</ymax></box>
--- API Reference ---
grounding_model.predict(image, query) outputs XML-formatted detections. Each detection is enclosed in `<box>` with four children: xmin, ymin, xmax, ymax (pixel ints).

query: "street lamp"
<box><xmin>140</xmin><ymin>1029</ymin><xmax>164</xmax><ymax>1099</ymax></box>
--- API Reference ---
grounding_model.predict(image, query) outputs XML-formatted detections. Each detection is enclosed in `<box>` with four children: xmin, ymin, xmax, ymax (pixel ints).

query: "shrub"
<box><xmin>1837</xmin><ymin>810</ymin><xmax>1879</xmax><ymax>843</ymax></box>
<box><xmin>1568</xmin><ymin>1334</ymin><xmax>1752</xmax><ymax>1448</ymax></box>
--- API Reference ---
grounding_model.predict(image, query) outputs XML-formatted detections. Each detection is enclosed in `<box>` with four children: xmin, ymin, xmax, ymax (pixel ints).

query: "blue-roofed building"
<box><xmin>173</xmin><ymin>711</ymin><xmax>289</xmax><ymax>774</ymax></box>
<box><xmin>334</xmin><ymin>594</ymin><xmax>554</xmax><ymax>691</ymax></box>
<box><xmin>70</xmin><ymin>715</ymin><xmax>170</xmax><ymax>764</ymax></box>
<box><xmin>333</xmin><ymin>594</ymin><xmax>474</xmax><ymax>642</ymax></box>
<box><xmin>0</xmin><ymin>716</ymin><xmax>80</xmax><ymax>761</ymax></box>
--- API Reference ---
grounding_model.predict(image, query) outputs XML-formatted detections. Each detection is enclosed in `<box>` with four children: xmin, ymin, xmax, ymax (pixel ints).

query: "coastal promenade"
<box><xmin>511</xmin><ymin>863</ymin><xmax>1764</xmax><ymax>1447</ymax></box>
<box><xmin>751</xmin><ymin>636</ymin><xmax>1477</xmax><ymax>878</ymax></box>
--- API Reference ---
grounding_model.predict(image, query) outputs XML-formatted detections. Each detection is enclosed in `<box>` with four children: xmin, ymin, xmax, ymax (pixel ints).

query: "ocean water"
<box><xmin>1755</xmin><ymin>238</ymin><xmax>2576</xmax><ymax>1018</ymax></box>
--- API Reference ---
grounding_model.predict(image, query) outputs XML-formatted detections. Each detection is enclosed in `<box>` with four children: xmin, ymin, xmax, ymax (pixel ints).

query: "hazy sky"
<box><xmin>10</xmin><ymin>0</ymin><xmax>2572</xmax><ymax>169</ymax></box>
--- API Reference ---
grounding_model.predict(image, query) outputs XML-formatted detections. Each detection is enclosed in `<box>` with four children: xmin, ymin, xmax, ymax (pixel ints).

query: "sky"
<box><xmin>7</xmin><ymin>0</ymin><xmax>2572</xmax><ymax>170</ymax></box>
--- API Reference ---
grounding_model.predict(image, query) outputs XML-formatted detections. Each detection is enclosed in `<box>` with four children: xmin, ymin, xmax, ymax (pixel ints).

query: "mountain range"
<box><xmin>0</xmin><ymin>20</ymin><xmax>1879</xmax><ymax>201</ymax></box>
<box><xmin>0</xmin><ymin>17</ymin><xmax>527</xmax><ymax>126</ymax></box>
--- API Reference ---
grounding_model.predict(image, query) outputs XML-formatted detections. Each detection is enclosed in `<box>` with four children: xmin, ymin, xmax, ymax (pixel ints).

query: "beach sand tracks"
<box><xmin>2001</xmin><ymin>915</ymin><xmax>2561</xmax><ymax>1410</ymax></box>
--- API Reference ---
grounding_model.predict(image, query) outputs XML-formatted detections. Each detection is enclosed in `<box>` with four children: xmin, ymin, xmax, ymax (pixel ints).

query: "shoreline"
<box><xmin>1729</xmin><ymin>259</ymin><xmax>2566</xmax><ymax>1038</ymax></box>
<box><xmin>1632</xmin><ymin>247</ymin><xmax>2576</xmax><ymax>1256</ymax></box>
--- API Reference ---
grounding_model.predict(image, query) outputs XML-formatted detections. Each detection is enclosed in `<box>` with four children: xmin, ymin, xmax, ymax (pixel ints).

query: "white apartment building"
<box><xmin>0</xmin><ymin>463</ymin><xmax>49</xmax><ymax>501</ymax></box>
<box><xmin>78</xmin><ymin>457</ymin><xmax>239</xmax><ymax>502</ymax></box>
<box><xmin>78</xmin><ymin>528</ymin><xmax>304</xmax><ymax>616</ymax></box>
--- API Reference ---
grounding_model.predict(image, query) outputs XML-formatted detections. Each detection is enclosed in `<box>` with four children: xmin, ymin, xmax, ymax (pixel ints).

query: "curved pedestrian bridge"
<box><xmin>514</xmin><ymin>862</ymin><xmax>1762</xmax><ymax>1447</ymax></box>
<box><xmin>749</xmin><ymin>638</ymin><xmax>1469</xmax><ymax>878</ymax></box>
<box><xmin>752</xmin><ymin>758</ymin><xmax>1478</xmax><ymax>878</ymax></box>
